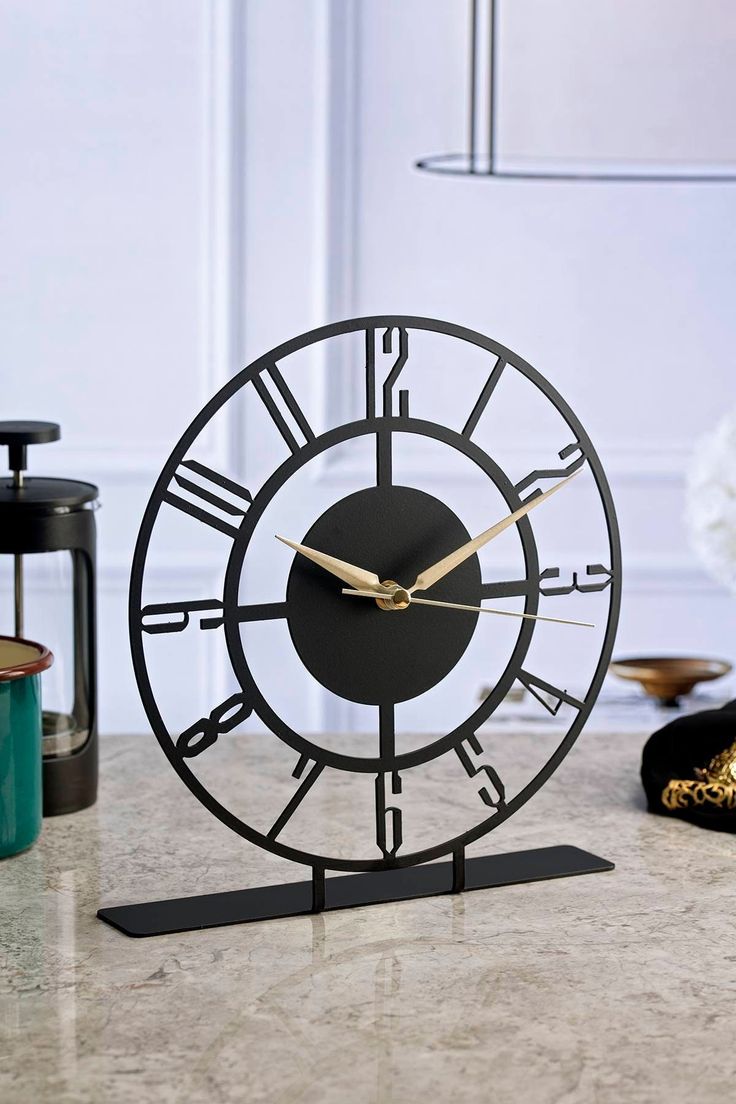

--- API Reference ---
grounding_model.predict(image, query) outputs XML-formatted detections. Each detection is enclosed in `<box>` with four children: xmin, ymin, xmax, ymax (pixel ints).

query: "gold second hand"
<box><xmin>341</xmin><ymin>589</ymin><xmax>594</xmax><ymax>629</ymax></box>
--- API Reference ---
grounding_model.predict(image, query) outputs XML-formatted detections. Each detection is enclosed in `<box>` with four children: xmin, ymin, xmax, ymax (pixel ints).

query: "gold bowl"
<box><xmin>609</xmin><ymin>656</ymin><xmax>732</xmax><ymax>707</ymax></box>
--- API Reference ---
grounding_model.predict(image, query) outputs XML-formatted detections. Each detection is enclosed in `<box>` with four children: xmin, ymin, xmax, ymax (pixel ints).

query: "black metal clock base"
<box><xmin>97</xmin><ymin>845</ymin><xmax>613</xmax><ymax>938</ymax></box>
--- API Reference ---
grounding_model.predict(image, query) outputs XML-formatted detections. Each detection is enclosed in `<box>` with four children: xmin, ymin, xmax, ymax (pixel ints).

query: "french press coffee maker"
<box><xmin>0</xmin><ymin>421</ymin><xmax>98</xmax><ymax>815</ymax></box>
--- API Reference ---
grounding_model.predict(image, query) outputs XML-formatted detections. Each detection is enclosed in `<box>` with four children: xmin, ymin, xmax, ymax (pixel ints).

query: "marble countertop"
<box><xmin>2</xmin><ymin>724</ymin><xmax>735</xmax><ymax>1104</ymax></box>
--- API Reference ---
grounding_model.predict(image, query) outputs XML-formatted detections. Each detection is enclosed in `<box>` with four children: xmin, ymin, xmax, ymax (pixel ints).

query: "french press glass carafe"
<box><xmin>0</xmin><ymin>421</ymin><xmax>98</xmax><ymax>815</ymax></box>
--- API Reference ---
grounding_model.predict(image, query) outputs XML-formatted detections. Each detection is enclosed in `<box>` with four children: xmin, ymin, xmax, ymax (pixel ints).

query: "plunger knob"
<box><xmin>0</xmin><ymin>421</ymin><xmax>61</xmax><ymax>480</ymax></box>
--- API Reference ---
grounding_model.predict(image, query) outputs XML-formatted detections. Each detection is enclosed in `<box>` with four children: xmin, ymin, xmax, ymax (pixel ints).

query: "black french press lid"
<box><xmin>0</xmin><ymin>421</ymin><xmax>98</xmax><ymax>514</ymax></box>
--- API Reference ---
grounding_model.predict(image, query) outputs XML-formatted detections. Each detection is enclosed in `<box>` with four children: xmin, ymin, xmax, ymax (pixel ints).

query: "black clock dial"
<box><xmin>220</xmin><ymin>419</ymin><xmax>538</xmax><ymax>777</ymax></box>
<box><xmin>287</xmin><ymin>485</ymin><xmax>481</xmax><ymax>706</ymax></box>
<box><xmin>130</xmin><ymin>316</ymin><xmax>621</xmax><ymax>874</ymax></box>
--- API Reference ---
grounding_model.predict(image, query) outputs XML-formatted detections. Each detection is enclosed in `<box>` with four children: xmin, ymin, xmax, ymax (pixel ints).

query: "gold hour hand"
<box><xmin>408</xmin><ymin>470</ymin><xmax>580</xmax><ymax>595</ymax></box>
<box><xmin>276</xmin><ymin>535</ymin><xmax>391</xmax><ymax>594</ymax></box>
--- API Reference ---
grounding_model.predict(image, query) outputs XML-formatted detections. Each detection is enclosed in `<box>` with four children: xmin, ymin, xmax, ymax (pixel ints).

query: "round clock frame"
<box><xmin>100</xmin><ymin>316</ymin><xmax>621</xmax><ymax>937</ymax></box>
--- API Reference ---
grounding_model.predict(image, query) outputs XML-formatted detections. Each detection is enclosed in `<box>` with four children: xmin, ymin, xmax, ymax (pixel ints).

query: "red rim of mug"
<box><xmin>0</xmin><ymin>635</ymin><xmax>54</xmax><ymax>682</ymax></box>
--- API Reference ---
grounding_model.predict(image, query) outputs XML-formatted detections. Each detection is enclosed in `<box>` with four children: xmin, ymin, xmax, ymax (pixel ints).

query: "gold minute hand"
<box><xmin>408</xmin><ymin>470</ymin><xmax>581</xmax><ymax>595</ymax></box>
<box><xmin>276</xmin><ymin>535</ymin><xmax>391</xmax><ymax>594</ymax></box>
<box><xmin>342</xmin><ymin>588</ymin><xmax>593</xmax><ymax>628</ymax></box>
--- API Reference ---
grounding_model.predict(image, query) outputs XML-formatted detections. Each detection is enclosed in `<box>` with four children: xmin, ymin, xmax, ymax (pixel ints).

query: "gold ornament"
<box><xmin>661</xmin><ymin>738</ymin><xmax>736</xmax><ymax>810</ymax></box>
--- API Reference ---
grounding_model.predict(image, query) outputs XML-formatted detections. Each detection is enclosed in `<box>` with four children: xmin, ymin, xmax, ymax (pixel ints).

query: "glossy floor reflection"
<box><xmin>2</xmin><ymin>730</ymin><xmax>735</xmax><ymax>1103</ymax></box>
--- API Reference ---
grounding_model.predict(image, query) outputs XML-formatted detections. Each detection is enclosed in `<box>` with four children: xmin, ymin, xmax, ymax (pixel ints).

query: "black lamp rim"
<box><xmin>415</xmin><ymin>152</ymin><xmax>736</xmax><ymax>183</ymax></box>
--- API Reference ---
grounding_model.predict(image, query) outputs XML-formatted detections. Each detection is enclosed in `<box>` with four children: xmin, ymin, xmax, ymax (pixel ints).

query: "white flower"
<box><xmin>686</xmin><ymin>411</ymin><xmax>736</xmax><ymax>592</ymax></box>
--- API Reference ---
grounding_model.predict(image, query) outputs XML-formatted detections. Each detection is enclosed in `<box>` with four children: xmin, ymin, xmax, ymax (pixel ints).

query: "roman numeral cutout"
<box><xmin>176</xmin><ymin>693</ymin><xmax>253</xmax><ymax>758</ymax></box>
<box><xmin>141</xmin><ymin>599</ymin><xmax>224</xmax><ymax>634</ymax></box>
<box><xmin>163</xmin><ymin>460</ymin><xmax>253</xmax><ymax>538</ymax></box>
<box><xmin>517</xmin><ymin>670</ymin><xmax>584</xmax><ymax>716</ymax></box>
<box><xmin>368</xmin><ymin>331</ymin><xmax>410</xmax><ymax>487</ymax></box>
<box><xmin>267</xmin><ymin>753</ymin><xmax>324</xmax><ymax>841</ymax></box>
<box><xmin>539</xmin><ymin>563</ymin><xmax>613</xmax><ymax>597</ymax></box>
<box><xmin>481</xmin><ymin>564</ymin><xmax>613</xmax><ymax>603</ymax></box>
<box><xmin>375</xmin><ymin>770</ymin><xmax>405</xmax><ymax>860</ymax></box>
<box><xmin>140</xmin><ymin>599</ymin><xmax>292</xmax><ymax>634</ymax></box>
<box><xmin>515</xmin><ymin>441</ymin><xmax>586</xmax><ymax>497</ymax></box>
<box><xmin>462</xmin><ymin>356</ymin><xmax>505</xmax><ymax>437</ymax></box>
<box><xmin>456</xmin><ymin>733</ymin><xmax>505</xmax><ymax>808</ymax></box>
<box><xmin>365</xmin><ymin>327</ymin><xmax>409</xmax><ymax>418</ymax></box>
<box><xmin>253</xmin><ymin>363</ymin><xmax>315</xmax><ymax>454</ymax></box>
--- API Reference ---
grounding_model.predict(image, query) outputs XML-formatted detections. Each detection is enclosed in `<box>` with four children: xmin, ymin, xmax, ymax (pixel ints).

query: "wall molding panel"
<box><xmin>3</xmin><ymin>2</ymin><xmax>728</xmax><ymax>735</ymax></box>
<box><xmin>25</xmin><ymin>0</ymin><xmax>238</xmax><ymax>482</ymax></box>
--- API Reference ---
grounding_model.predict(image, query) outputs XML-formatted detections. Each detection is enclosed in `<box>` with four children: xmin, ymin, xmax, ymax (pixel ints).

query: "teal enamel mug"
<box><xmin>0</xmin><ymin>636</ymin><xmax>53</xmax><ymax>858</ymax></box>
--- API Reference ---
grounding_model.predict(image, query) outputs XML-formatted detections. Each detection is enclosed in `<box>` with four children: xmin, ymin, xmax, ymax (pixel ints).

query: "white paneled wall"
<box><xmin>1</xmin><ymin>0</ymin><xmax>734</xmax><ymax>734</ymax></box>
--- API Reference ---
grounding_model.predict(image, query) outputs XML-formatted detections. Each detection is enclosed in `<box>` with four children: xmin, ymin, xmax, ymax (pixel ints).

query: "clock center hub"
<box><xmin>376</xmin><ymin>581</ymin><xmax>411</xmax><ymax>611</ymax></box>
<box><xmin>285</xmin><ymin>485</ymin><xmax>482</xmax><ymax>706</ymax></box>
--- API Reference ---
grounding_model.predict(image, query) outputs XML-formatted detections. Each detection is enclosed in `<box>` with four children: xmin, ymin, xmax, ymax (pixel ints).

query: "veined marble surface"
<box><xmin>2</xmin><ymin>726</ymin><xmax>735</xmax><ymax>1104</ymax></box>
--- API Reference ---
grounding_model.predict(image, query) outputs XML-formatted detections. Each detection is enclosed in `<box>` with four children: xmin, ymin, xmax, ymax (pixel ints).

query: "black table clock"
<box><xmin>98</xmin><ymin>316</ymin><xmax>621</xmax><ymax>938</ymax></box>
